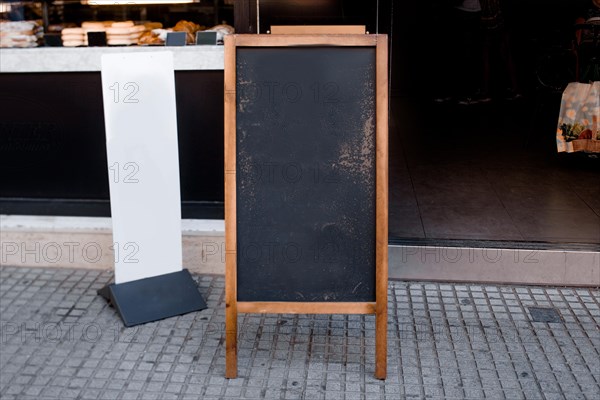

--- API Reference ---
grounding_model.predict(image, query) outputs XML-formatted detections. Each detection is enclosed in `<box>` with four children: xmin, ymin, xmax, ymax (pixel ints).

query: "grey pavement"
<box><xmin>0</xmin><ymin>266</ymin><xmax>599</xmax><ymax>400</ymax></box>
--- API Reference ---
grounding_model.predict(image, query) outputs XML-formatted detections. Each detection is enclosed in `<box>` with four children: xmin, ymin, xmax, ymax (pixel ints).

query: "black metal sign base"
<box><xmin>98</xmin><ymin>269</ymin><xmax>207</xmax><ymax>327</ymax></box>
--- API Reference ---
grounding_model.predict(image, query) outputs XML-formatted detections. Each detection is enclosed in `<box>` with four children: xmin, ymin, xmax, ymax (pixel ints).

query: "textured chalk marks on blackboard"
<box><xmin>235</xmin><ymin>47</ymin><xmax>377</xmax><ymax>302</ymax></box>
<box><xmin>316</xmin><ymin>104</ymin><xmax>361</xmax><ymax>138</ymax></box>
<box><xmin>236</xmin><ymin>149</ymin><xmax>258</xmax><ymax>213</ymax></box>
<box><xmin>359</xmin><ymin>63</ymin><xmax>377</xmax><ymax>179</ymax></box>
<box><xmin>361</xmin><ymin>69</ymin><xmax>376</xmax><ymax>140</ymax></box>
<box><xmin>257</xmin><ymin>107</ymin><xmax>294</xmax><ymax>136</ymax></box>
<box><xmin>337</xmin><ymin>117</ymin><xmax>374</xmax><ymax>184</ymax></box>
<box><xmin>334</xmin><ymin>63</ymin><xmax>376</xmax><ymax>189</ymax></box>
<box><xmin>236</xmin><ymin>58</ymin><xmax>256</xmax><ymax>114</ymax></box>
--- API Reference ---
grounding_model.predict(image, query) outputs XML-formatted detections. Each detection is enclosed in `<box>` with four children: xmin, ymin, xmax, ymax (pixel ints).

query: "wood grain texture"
<box><xmin>224</xmin><ymin>35</ymin><xmax>238</xmax><ymax>379</ymax></box>
<box><xmin>237</xmin><ymin>302</ymin><xmax>376</xmax><ymax>314</ymax></box>
<box><xmin>233</xmin><ymin>34</ymin><xmax>377</xmax><ymax>47</ymax></box>
<box><xmin>374</xmin><ymin>34</ymin><xmax>389</xmax><ymax>380</ymax></box>
<box><xmin>270</xmin><ymin>25</ymin><xmax>366</xmax><ymax>34</ymax></box>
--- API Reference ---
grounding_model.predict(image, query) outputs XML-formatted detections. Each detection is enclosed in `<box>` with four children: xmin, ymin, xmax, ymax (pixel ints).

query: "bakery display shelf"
<box><xmin>0</xmin><ymin>45</ymin><xmax>224</xmax><ymax>72</ymax></box>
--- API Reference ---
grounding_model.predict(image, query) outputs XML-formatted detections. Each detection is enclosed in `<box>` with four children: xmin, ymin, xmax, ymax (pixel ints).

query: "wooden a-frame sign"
<box><xmin>224</xmin><ymin>34</ymin><xmax>388</xmax><ymax>379</ymax></box>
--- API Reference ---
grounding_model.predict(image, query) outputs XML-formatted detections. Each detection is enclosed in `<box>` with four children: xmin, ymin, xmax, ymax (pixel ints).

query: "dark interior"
<box><xmin>256</xmin><ymin>0</ymin><xmax>600</xmax><ymax>246</ymax></box>
<box><xmin>389</xmin><ymin>1</ymin><xmax>599</xmax><ymax>246</ymax></box>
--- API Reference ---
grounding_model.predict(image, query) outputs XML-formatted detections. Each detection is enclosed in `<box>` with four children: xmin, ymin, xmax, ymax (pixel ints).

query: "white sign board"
<box><xmin>101</xmin><ymin>52</ymin><xmax>182</xmax><ymax>284</ymax></box>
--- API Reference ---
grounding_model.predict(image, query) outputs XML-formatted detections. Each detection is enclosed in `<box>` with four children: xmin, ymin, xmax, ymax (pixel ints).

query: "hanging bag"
<box><xmin>556</xmin><ymin>81</ymin><xmax>600</xmax><ymax>153</ymax></box>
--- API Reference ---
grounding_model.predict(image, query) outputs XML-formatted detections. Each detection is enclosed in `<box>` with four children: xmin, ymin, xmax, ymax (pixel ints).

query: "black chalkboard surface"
<box><xmin>236</xmin><ymin>47</ymin><xmax>376</xmax><ymax>302</ymax></box>
<box><xmin>224</xmin><ymin>34</ymin><xmax>388</xmax><ymax>380</ymax></box>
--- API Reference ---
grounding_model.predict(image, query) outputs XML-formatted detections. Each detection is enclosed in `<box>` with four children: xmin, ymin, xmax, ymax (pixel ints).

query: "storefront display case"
<box><xmin>1</xmin><ymin>0</ymin><xmax>232</xmax><ymax>218</ymax></box>
<box><xmin>1</xmin><ymin>0</ymin><xmax>233</xmax><ymax>48</ymax></box>
<box><xmin>0</xmin><ymin>0</ymin><xmax>385</xmax><ymax>218</ymax></box>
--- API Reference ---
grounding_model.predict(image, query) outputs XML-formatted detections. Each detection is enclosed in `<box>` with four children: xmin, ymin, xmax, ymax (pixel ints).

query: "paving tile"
<box><xmin>1</xmin><ymin>266</ymin><xmax>599</xmax><ymax>399</ymax></box>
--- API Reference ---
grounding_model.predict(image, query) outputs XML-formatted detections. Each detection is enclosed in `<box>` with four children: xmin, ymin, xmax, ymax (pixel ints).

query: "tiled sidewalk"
<box><xmin>0</xmin><ymin>266</ymin><xmax>598</xmax><ymax>400</ymax></box>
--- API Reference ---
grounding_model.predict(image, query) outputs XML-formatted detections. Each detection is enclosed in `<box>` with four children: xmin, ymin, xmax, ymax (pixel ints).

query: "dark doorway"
<box><xmin>388</xmin><ymin>0</ymin><xmax>599</xmax><ymax>246</ymax></box>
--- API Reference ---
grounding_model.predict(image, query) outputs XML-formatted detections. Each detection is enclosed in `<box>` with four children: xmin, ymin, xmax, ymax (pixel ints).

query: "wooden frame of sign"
<box><xmin>224</xmin><ymin>34</ymin><xmax>388</xmax><ymax>380</ymax></box>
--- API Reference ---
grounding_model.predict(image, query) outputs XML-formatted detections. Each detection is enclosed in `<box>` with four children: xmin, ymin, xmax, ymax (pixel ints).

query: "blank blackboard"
<box><xmin>224</xmin><ymin>34</ymin><xmax>388</xmax><ymax>380</ymax></box>
<box><xmin>236</xmin><ymin>47</ymin><xmax>376</xmax><ymax>302</ymax></box>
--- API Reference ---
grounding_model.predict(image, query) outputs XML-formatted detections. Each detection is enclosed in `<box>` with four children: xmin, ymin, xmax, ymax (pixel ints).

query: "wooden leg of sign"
<box><xmin>374</xmin><ymin>33</ymin><xmax>389</xmax><ymax>381</ymax></box>
<box><xmin>375</xmin><ymin>299</ymin><xmax>387</xmax><ymax>379</ymax></box>
<box><xmin>224</xmin><ymin>35</ymin><xmax>237</xmax><ymax>378</ymax></box>
<box><xmin>225</xmin><ymin>302</ymin><xmax>237</xmax><ymax>378</ymax></box>
<box><xmin>224</xmin><ymin>246</ymin><xmax>237</xmax><ymax>378</ymax></box>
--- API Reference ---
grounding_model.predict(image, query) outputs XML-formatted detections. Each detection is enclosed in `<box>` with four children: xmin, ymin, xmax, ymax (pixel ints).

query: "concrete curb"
<box><xmin>2</xmin><ymin>215</ymin><xmax>599</xmax><ymax>286</ymax></box>
<box><xmin>1</xmin><ymin>216</ymin><xmax>225</xmax><ymax>275</ymax></box>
